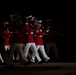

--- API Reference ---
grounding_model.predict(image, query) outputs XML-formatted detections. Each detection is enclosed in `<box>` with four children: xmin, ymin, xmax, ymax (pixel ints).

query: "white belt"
<box><xmin>26</xmin><ymin>33</ymin><xmax>28</xmax><ymax>34</ymax></box>
<box><xmin>26</xmin><ymin>32</ymin><xmax>33</xmax><ymax>34</ymax></box>
<box><xmin>39</xmin><ymin>35</ymin><xmax>42</xmax><ymax>37</ymax></box>
<box><xmin>31</xmin><ymin>32</ymin><xmax>33</xmax><ymax>34</ymax></box>
<box><xmin>26</xmin><ymin>23</ymin><xmax>28</xmax><ymax>25</ymax></box>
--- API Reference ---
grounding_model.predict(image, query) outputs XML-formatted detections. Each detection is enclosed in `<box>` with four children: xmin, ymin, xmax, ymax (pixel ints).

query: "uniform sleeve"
<box><xmin>24</xmin><ymin>24</ymin><xmax>30</xmax><ymax>31</ymax></box>
<box><xmin>2</xmin><ymin>30</ymin><xmax>10</xmax><ymax>38</ymax></box>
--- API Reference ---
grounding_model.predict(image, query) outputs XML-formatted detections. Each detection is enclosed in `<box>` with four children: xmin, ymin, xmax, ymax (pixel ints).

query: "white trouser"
<box><xmin>31</xmin><ymin>45</ymin><xmax>50</xmax><ymax>62</ymax></box>
<box><xmin>4</xmin><ymin>45</ymin><xmax>17</xmax><ymax>60</ymax></box>
<box><xmin>4</xmin><ymin>45</ymin><xmax>10</xmax><ymax>51</ymax></box>
<box><xmin>0</xmin><ymin>53</ymin><xmax>4</xmax><ymax>63</ymax></box>
<box><xmin>0</xmin><ymin>45</ymin><xmax>10</xmax><ymax>63</ymax></box>
<box><xmin>0</xmin><ymin>44</ymin><xmax>12</xmax><ymax>66</ymax></box>
<box><xmin>24</xmin><ymin>43</ymin><xmax>42</xmax><ymax>62</ymax></box>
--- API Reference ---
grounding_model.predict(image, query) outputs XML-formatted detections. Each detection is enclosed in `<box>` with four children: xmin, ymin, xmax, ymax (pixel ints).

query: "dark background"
<box><xmin>0</xmin><ymin>1</ymin><xmax>75</xmax><ymax>62</ymax></box>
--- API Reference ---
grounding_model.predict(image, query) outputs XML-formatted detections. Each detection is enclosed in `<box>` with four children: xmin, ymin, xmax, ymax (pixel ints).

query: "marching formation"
<box><xmin>0</xmin><ymin>14</ymin><xmax>62</xmax><ymax>67</ymax></box>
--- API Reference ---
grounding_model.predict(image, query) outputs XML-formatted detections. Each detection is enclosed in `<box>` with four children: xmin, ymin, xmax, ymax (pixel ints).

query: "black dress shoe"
<box><xmin>38</xmin><ymin>61</ymin><xmax>43</xmax><ymax>64</ymax></box>
<box><xmin>1</xmin><ymin>62</ymin><xmax>5</xmax><ymax>65</ymax></box>
<box><xmin>0</xmin><ymin>60</ymin><xmax>2</xmax><ymax>64</ymax></box>
<box><xmin>27</xmin><ymin>61</ymin><xmax>32</xmax><ymax>65</ymax></box>
<box><xmin>21</xmin><ymin>62</ymin><xmax>28</xmax><ymax>66</ymax></box>
<box><xmin>30</xmin><ymin>61</ymin><xmax>35</xmax><ymax>64</ymax></box>
<box><xmin>21</xmin><ymin>61</ymin><xmax>31</xmax><ymax>66</ymax></box>
<box><xmin>46</xmin><ymin>59</ymin><xmax>51</xmax><ymax>63</ymax></box>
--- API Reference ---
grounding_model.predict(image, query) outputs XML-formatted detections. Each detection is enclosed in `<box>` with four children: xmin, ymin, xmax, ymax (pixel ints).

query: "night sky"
<box><xmin>0</xmin><ymin>2</ymin><xmax>75</xmax><ymax>34</ymax></box>
<box><xmin>0</xmin><ymin>1</ymin><xmax>69</xmax><ymax>24</ymax></box>
<box><xmin>0</xmin><ymin>1</ymin><xmax>75</xmax><ymax>27</ymax></box>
